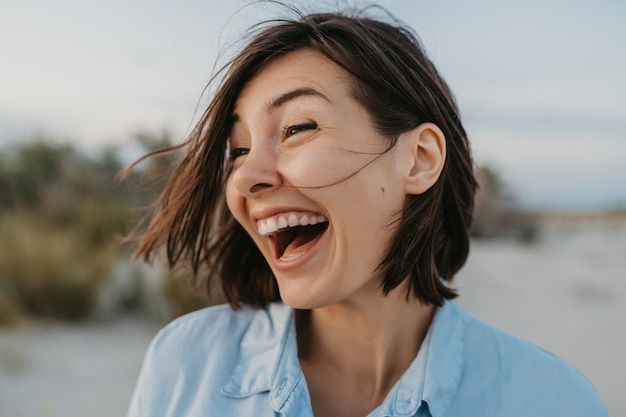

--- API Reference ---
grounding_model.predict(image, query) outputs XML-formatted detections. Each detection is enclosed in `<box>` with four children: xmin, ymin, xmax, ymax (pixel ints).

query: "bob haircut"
<box><xmin>133</xmin><ymin>8</ymin><xmax>478</xmax><ymax>308</ymax></box>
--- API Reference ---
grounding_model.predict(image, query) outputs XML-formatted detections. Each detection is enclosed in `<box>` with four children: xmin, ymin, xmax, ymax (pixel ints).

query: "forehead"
<box><xmin>233</xmin><ymin>49</ymin><xmax>353</xmax><ymax>116</ymax></box>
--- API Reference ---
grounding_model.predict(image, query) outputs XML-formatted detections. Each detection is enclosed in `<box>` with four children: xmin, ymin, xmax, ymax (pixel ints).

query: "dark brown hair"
<box><xmin>133</xmin><ymin>7</ymin><xmax>478</xmax><ymax>308</ymax></box>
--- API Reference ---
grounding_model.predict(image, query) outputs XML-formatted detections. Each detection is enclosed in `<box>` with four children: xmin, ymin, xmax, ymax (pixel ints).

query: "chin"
<box><xmin>278</xmin><ymin>293</ymin><xmax>318</xmax><ymax>310</ymax></box>
<box><xmin>277</xmin><ymin>286</ymin><xmax>333</xmax><ymax>310</ymax></box>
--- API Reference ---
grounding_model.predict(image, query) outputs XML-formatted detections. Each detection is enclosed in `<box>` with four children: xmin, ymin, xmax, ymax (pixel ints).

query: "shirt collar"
<box><xmin>419</xmin><ymin>301</ymin><xmax>468</xmax><ymax>417</ymax></box>
<box><xmin>220</xmin><ymin>303</ymin><xmax>310</xmax><ymax>414</ymax></box>
<box><xmin>220</xmin><ymin>303</ymin><xmax>294</xmax><ymax>398</ymax></box>
<box><xmin>369</xmin><ymin>301</ymin><xmax>467</xmax><ymax>417</ymax></box>
<box><xmin>220</xmin><ymin>301</ymin><xmax>467</xmax><ymax>417</ymax></box>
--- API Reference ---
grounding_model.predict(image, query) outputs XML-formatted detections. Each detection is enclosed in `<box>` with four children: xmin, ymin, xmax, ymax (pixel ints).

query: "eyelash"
<box><xmin>283</xmin><ymin>121</ymin><xmax>318</xmax><ymax>138</ymax></box>
<box><xmin>228</xmin><ymin>147</ymin><xmax>249</xmax><ymax>162</ymax></box>
<box><xmin>228</xmin><ymin>122</ymin><xmax>318</xmax><ymax>162</ymax></box>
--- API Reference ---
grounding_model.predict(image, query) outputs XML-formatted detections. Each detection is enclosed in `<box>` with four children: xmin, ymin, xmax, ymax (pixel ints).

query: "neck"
<box><xmin>296</xmin><ymin>283</ymin><xmax>434</xmax><ymax>402</ymax></box>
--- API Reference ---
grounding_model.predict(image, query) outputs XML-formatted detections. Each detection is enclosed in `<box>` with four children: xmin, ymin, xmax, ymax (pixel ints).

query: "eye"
<box><xmin>228</xmin><ymin>147</ymin><xmax>250</xmax><ymax>162</ymax></box>
<box><xmin>284</xmin><ymin>121</ymin><xmax>318</xmax><ymax>138</ymax></box>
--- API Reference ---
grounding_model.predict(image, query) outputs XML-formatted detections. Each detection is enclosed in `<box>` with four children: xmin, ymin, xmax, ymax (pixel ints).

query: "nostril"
<box><xmin>249</xmin><ymin>183</ymin><xmax>273</xmax><ymax>193</ymax></box>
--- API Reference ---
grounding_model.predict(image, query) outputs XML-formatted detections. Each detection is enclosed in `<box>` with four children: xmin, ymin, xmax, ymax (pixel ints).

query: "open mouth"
<box><xmin>257</xmin><ymin>213</ymin><xmax>329</xmax><ymax>261</ymax></box>
<box><xmin>272</xmin><ymin>223</ymin><xmax>329</xmax><ymax>260</ymax></box>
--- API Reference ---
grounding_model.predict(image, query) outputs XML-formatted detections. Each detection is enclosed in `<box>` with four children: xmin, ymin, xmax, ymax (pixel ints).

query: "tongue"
<box><xmin>281</xmin><ymin>225</ymin><xmax>326</xmax><ymax>259</ymax></box>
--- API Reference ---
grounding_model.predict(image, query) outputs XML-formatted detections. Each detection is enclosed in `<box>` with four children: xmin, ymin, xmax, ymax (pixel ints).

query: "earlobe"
<box><xmin>401</xmin><ymin>123</ymin><xmax>446</xmax><ymax>195</ymax></box>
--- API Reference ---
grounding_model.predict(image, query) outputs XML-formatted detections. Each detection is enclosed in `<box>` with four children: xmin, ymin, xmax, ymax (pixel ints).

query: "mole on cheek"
<box><xmin>381</xmin><ymin>187</ymin><xmax>385</xmax><ymax>193</ymax></box>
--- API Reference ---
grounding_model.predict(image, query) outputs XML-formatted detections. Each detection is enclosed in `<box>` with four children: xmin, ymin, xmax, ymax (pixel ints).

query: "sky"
<box><xmin>1</xmin><ymin>0</ymin><xmax>625</xmax><ymax>211</ymax></box>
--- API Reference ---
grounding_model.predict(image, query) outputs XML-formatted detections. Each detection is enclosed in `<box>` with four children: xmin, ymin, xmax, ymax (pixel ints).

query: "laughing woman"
<box><xmin>127</xmin><ymin>7</ymin><xmax>608</xmax><ymax>417</ymax></box>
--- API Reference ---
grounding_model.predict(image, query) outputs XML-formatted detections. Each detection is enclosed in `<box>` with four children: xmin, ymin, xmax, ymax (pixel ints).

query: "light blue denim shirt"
<box><xmin>127</xmin><ymin>301</ymin><xmax>608</xmax><ymax>416</ymax></box>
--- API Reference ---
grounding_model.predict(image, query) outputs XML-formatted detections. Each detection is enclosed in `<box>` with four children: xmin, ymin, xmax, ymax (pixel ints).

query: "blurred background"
<box><xmin>1</xmin><ymin>1</ymin><xmax>624</xmax><ymax>416</ymax></box>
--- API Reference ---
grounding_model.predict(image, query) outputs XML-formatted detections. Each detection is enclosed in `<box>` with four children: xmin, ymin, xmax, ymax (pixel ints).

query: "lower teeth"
<box><xmin>280</xmin><ymin>252</ymin><xmax>305</xmax><ymax>262</ymax></box>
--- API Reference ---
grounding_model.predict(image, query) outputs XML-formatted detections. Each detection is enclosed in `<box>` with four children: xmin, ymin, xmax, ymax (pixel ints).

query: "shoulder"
<box><xmin>152</xmin><ymin>303</ymin><xmax>254</xmax><ymax>350</ymax></box>
<box><xmin>448</xmin><ymin>303</ymin><xmax>608</xmax><ymax>416</ymax></box>
<box><xmin>135</xmin><ymin>304</ymin><xmax>257</xmax><ymax>390</ymax></box>
<box><xmin>128</xmin><ymin>302</ymin><xmax>293</xmax><ymax>417</ymax></box>
<box><xmin>145</xmin><ymin>302</ymin><xmax>292</xmax><ymax>366</ymax></box>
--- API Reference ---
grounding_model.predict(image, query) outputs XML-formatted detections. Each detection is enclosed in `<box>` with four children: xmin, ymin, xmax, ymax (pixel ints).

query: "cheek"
<box><xmin>224</xmin><ymin>179</ymin><xmax>244</xmax><ymax>221</ymax></box>
<box><xmin>279</xmin><ymin>146</ymin><xmax>379</xmax><ymax>189</ymax></box>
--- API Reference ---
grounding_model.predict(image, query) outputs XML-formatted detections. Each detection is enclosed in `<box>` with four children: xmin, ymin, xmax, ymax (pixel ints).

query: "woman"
<box><xmin>127</xmin><ymin>8</ymin><xmax>608</xmax><ymax>417</ymax></box>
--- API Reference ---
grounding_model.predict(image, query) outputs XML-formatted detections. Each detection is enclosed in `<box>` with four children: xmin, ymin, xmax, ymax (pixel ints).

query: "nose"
<box><xmin>230</xmin><ymin>145</ymin><xmax>282</xmax><ymax>198</ymax></box>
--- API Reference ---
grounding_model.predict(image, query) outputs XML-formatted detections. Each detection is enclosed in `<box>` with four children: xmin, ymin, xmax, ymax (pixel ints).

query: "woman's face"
<box><xmin>225</xmin><ymin>49</ymin><xmax>412</xmax><ymax>309</ymax></box>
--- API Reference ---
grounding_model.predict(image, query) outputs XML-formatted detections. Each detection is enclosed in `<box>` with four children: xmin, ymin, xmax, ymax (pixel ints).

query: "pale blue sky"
<box><xmin>1</xmin><ymin>0</ymin><xmax>625</xmax><ymax>210</ymax></box>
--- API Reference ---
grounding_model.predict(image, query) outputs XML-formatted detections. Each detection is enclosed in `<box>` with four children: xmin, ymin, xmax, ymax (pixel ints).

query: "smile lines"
<box><xmin>257</xmin><ymin>212</ymin><xmax>328</xmax><ymax>236</ymax></box>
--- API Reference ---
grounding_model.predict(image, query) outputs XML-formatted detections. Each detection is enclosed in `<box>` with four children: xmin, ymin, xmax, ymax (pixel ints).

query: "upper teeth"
<box><xmin>257</xmin><ymin>212</ymin><xmax>328</xmax><ymax>236</ymax></box>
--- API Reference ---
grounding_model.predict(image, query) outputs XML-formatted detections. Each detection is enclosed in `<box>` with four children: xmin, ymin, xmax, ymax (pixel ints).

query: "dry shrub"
<box><xmin>472</xmin><ymin>165</ymin><xmax>538</xmax><ymax>242</ymax></box>
<box><xmin>160</xmin><ymin>264</ymin><xmax>224</xmax><ymax>319</ymax></box>
<box><xmin>0</xmin><ymin>293</ymin><xmax>20</xmax><ymax>326</ymax></box>
<box><xmin>0</xmin><ymin>214</ymin><xmax>118</xmax><ymax>321</ymax></box>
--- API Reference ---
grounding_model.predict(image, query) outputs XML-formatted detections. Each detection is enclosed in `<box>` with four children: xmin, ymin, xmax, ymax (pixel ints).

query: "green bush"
<box><xmin>0</xmin><ymin>215</ymin><xmax>119</xmax><ymax>321</ymax></box>
<box><xmin>0</xmin><ymin>135</ymin><xmax>197</xmax><ymax>322</ymax></box>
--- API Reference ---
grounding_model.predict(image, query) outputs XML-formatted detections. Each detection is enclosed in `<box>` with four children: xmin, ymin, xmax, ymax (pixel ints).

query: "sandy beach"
<box><xmin>1</xmin><ymin>219</ymin><xmax>624</xmax><ymax>416</ymax></box>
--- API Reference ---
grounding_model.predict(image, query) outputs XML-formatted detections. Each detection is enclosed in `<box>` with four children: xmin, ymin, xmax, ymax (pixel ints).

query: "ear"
<box><xmin>399</xmin><ymin>122</ymin><xmax>446</xmax><ymax>195</ymax></box>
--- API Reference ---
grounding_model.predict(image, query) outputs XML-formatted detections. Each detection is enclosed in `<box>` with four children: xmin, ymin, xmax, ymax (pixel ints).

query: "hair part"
<box><xmin>132</xmin><ymin>6</ymin><xmax>478</xmax><ymax>308</ymax></box>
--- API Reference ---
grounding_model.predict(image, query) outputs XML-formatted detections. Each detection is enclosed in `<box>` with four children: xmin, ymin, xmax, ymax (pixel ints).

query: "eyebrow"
<box><xmin>264</xmin><ymin>87</ymin><xmax>330</xmax><ymax>113</ymax></box>
<box><xmin>231</xmin><ymin>87</ymin><xmax>330</xmax><ymax>123</ymax></box>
